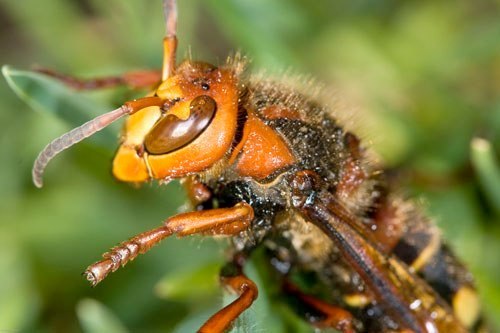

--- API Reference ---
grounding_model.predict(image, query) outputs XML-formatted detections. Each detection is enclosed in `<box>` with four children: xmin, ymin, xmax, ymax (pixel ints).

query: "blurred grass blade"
<box><xmin>77</xmin><ymin>298</ymin><xmax>128</xmax><ymax>333</ymax></box>
<box><xmin>2</xmin><ymin>65</ymin><xmax>115</xmax><ymax>147</ymax></box>
<box><xmin>155</xmin><ymin>262</ymin><xmax>220</xmax><ymax>301</ymax></box>
<box><xmin>471</xmin><ymin>138</ymin><xmax>500</xmax><ymax>215</ymax></box>
<box><xmin>172</xmin><ymin>307</ymin><xmax>220</xmax><ymax>333</ymax></box>
<box><xmin>0</xmin><ymin>234</ymin><xmax>39</xmax><ymax>331</ymax></box>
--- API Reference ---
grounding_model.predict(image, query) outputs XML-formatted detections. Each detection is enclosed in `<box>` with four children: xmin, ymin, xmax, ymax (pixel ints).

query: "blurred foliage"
<box><xmin>0</xmin><ymin>0</ymin><xmax>499</xmax><ymax>332</ymax></box>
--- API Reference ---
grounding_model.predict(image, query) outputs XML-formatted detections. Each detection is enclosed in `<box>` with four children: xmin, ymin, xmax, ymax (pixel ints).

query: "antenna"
<box><xmin>32</xmin><ymin>106</ymin><xmax>130</xmax><ymax>188</ymax></box>
<box><xmin>163</xmin><ymin>0</ymin><xmax>177</xmax><ymax>37</ymax></box>
<box><xmin>32</xmin><ymin>96</ymin><xmax>164</xmax><ymax>188</ymax></box>
<box><xmin>162</xmin><ymin>0</ymin><xmax>178</xmax><ymax>80</ymax></box>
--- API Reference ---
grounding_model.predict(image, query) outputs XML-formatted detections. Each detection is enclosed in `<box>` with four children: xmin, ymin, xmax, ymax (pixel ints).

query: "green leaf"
<box><xmin>2</xmin><ymin>65</ymin><xmax>115</xmax><ymax>147</ymax></box>
<box><xmin>76</xmin><ymin>298</ymin><xmax>128</xmax><ymax>333</ymax></box>
<box><xmin>471</xmin><ymin>138</ymin><xmax>500</xmax><ymax>216</ymax></box>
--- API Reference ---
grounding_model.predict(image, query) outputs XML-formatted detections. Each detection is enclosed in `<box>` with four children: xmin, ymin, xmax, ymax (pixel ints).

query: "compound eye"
<box><xmin>144</xmin><ymin>95</ymin><xmax>217</xmax><ymax>155</ymax></box>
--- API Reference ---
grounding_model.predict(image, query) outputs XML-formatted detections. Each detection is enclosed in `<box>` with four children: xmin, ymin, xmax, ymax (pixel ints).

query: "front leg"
<box><xmin>84</xmin><ymin>202</ymin><xmax>254</xmax><ymax>285</ymax></box>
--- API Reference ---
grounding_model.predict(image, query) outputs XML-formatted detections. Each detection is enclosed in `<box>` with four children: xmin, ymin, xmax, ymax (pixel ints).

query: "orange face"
<box><xmin>112</xmin><ymin>61</ymin><xmax>240</xmax><ymax>183</ymax></box>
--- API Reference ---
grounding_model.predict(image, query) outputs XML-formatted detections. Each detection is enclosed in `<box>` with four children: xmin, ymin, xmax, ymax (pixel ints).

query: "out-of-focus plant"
<box><xmin>1</xmin><ymin>0</ymin><xmax>498</xmax><ymax>332</ymax></box>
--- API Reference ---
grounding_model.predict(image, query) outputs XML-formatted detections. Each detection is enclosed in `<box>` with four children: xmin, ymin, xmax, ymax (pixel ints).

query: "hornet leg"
<box><xmin>84</xmin><ymin>202</ymin><xmax>254</xmax><ymax>285</ymax></box>
<box><xmin>198</xmin><ymin>256</ymin><xmax>258</xmax><ymax>333</ymax></box>
<box><xmin>283</xmin><ymin>281</ymin><xmax>355</xmax><ymax>333</ymax></box>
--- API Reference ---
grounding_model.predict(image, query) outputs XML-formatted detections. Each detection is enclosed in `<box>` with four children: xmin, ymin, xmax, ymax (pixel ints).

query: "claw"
<box><xmin>84</xmin><ymin>259</ymin><xmax>115</xmax><ymax>286</ymax></box>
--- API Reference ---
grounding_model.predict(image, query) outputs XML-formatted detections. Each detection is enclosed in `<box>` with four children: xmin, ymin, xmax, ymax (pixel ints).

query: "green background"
<box><xmin>0</xmin><ymin>0</ymin><xmax>499</xmax><ymax>332</ymax></box>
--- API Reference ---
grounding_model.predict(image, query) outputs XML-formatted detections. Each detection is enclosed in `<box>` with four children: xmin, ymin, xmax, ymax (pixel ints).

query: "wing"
<box><xmin>293</xmin><ymin>186</ymin><xmax>468</xmax><ymax>333</ymax></box>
